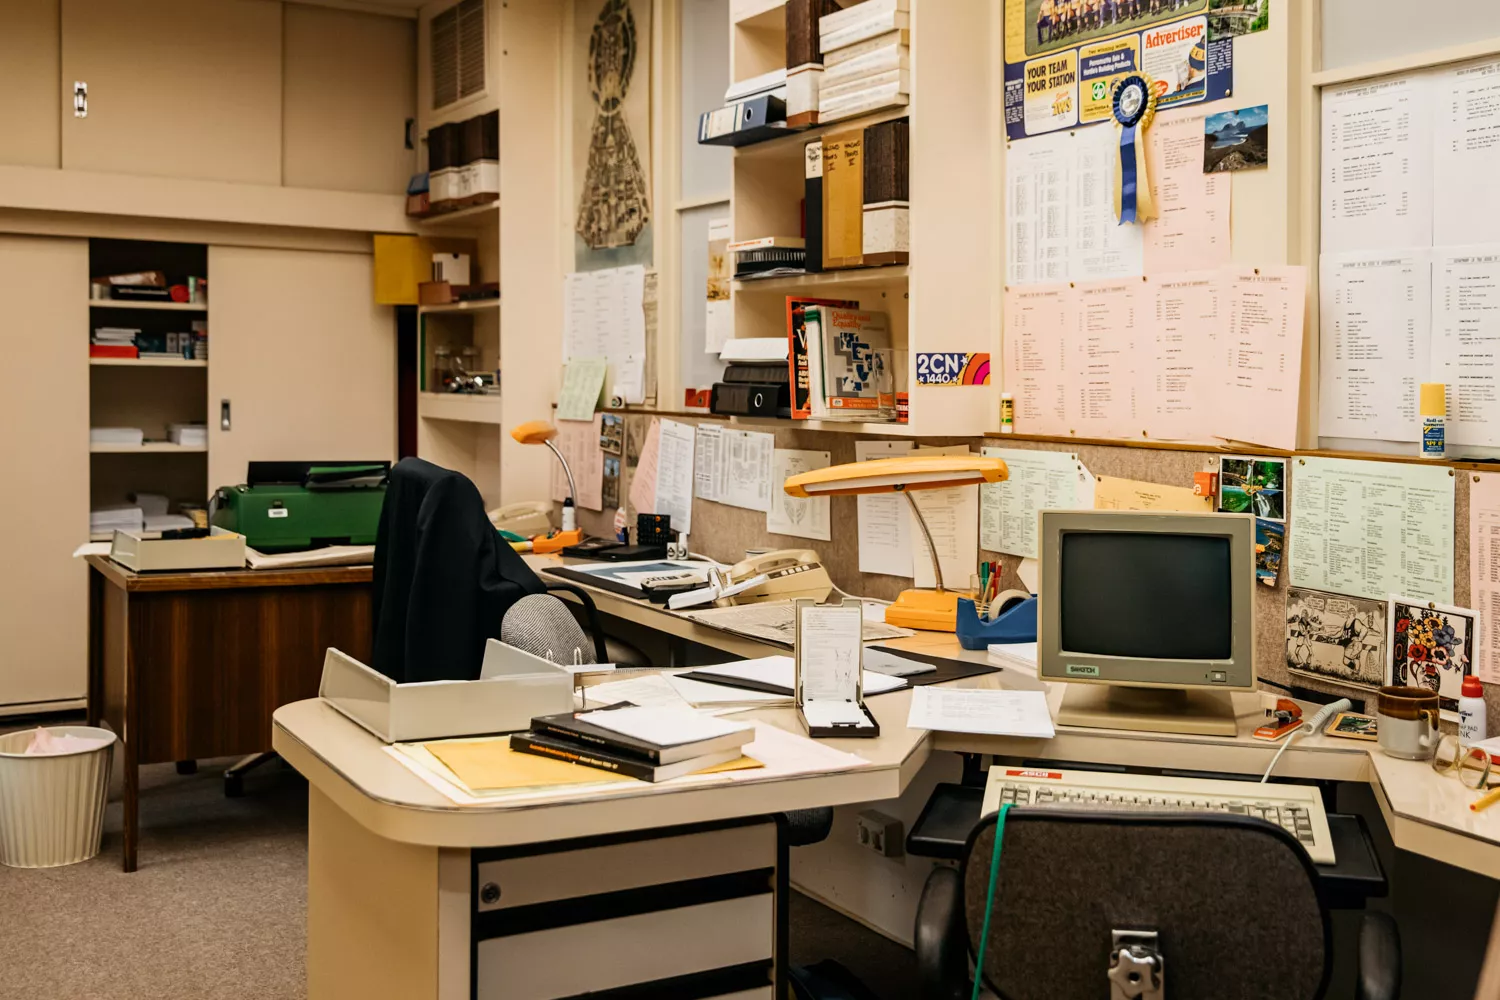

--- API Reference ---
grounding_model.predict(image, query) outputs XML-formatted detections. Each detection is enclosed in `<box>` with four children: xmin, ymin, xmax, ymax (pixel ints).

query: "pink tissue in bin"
<box><xmin>22</xmin><ymin>728</ymin><xmax>111</xmax><ymax>756</ymax></box>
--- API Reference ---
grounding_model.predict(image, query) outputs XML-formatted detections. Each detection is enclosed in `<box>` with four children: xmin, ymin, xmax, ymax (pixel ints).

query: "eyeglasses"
<box><xmin>1431</xmin><ymin>735</ymin><xmax>1499</xmax><ymax>789</ymax></box>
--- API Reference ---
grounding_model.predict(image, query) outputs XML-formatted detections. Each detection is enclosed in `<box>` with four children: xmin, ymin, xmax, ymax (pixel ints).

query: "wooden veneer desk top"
<box><xmin>85</xmin><ymin>553</ymin><xmax>372</xmax><ymax>592</ymax></box>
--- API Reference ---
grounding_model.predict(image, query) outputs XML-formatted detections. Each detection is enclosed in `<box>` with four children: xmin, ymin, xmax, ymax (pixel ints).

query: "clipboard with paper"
<box><xmin>795</xmin><ymin>598</ymin><xmax>879</xmax><ymax>738</ymax></box>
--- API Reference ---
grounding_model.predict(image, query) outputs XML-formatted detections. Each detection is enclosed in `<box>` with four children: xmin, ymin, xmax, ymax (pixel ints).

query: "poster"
<box><xmin>1003</xmin><ymin>0</ymin><xmax>1232</xmax><ymax>140</ymax></box>
<box><xmin>1386</xmin><ymin>597</ymin><xmax>1479</xmax><ymax>719</ymax></box>
<box><xmin>1285</xmin><ymin>586</ymin><xmax>1386</xmax><ymax>690</ymax></box>
<box><xmin>572</xmin><ymin>0</ymin><xmax>653</xmax><ymax>271</ymax></box>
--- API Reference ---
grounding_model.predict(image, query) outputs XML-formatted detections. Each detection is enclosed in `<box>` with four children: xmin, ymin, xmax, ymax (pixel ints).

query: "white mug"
<box><xmin>1377</xmin><ymin>686</ymin><xmax>1440</xmax><ymax>760</ymax></box>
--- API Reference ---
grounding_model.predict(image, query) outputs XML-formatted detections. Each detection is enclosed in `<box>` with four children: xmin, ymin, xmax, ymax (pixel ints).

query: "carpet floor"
<box><xmin>0</xmin><ymin>742</ymin><xmax>919</xmax><ymax>1000</ymax></box>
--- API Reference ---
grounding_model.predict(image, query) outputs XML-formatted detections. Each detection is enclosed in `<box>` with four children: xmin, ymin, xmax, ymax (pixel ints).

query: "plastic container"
<box><xmin>0</xmin><ymin>726</ymin><xmax>116</xmax><ymax>868</ymax></box>
<box><xmin>1460</xmin><ymin>675</ymin><xmax>1487</xmax><ymax>745</ymax></box>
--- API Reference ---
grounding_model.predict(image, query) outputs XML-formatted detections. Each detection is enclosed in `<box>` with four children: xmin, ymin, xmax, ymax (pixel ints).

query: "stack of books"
<box><xmin>168</xmin><ymin>423</ymin><xmax>207</xmax><ymax>447</ymax></box>
<box><xmin>730</xmin><ymin>236</ymin><xmax>807</xmax><ymax>279</ymax></box>
<box><xmin>509</xmin><ymin>705</ymin><xmax>755</xmax><ymax>783</ymax></box>
<box><xmin>91</xmin><ymin>504</ymin><xmax>144</xmax><ymax>536</ymax></box>
<box><xmin>91</xmin><ymin>327</ymin><xmax>139</xmax><ymax>360</ymax></box>
<box><xmin>790</xmin><ymin>303</ymin><xmax>894</xmax><ymax>421</ymax></box>
<box><xmin>817</xmin><ymin>0</ymin><xmax>910</xmax><ymax>124</ymax></box>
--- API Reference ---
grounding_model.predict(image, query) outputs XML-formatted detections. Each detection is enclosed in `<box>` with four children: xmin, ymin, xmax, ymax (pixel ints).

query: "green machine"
<box><xmin>212</xmin><ymin>461</ymin><xmax>389</xmax><ymax>552</ymax></box>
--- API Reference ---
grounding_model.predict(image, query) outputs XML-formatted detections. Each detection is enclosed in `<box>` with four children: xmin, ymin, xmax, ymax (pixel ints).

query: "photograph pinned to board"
<box><xmin>1285</xmin><ymin>586</ymin><xmax>1387</xmax><ymax>690</ymax></box>
<box><xmin>1203</xmin><ymin>104</ymin><xmax>1268</xmax><ymax>172</ymax></box>
<box><xmin>1324</xmin><ymin>711</ymin><xmax>1378</xmax><ymax>742</ymax></box>
<box><xmin>1386</xmin><ymin>596</ymin><xmax>1479</xmax><ymax>719</ymax></box>
<box><xmin>600</xmin><ymin>413</ymin><xmax>624</xmax><ymax>455</ymax></box>
<box><xmin>1207</xmin><ymin>0</ymin><xmax>1267</xmax><ymax>37</ymax></box>
<box><xmin>1255</xmin><ymin>518</ymin><xmax>1284</xmax><ymax>587</ymax></box>
<box><xmin>1217</xmin><ymin>456</ymin><xmax>1285</xmax><ymax>520</ymax></box>
<box><xmin>602</xmin><ymin>456</ymin><xmax>621</xmax><ymax>510</ymax></box>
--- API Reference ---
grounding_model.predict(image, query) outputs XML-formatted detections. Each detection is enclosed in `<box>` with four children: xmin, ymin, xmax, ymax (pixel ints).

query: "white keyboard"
<box><xmin>983</xmin><ymin>767</ymin><xmax>1336</xmax><ymax>864</ymax></box>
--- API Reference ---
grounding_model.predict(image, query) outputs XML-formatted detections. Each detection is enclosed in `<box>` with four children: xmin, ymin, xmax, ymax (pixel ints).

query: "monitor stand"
<box><xmin>1057</xmin><ymin>683</ymin><xmax>1239</xmax><ymax>737</ymax></box>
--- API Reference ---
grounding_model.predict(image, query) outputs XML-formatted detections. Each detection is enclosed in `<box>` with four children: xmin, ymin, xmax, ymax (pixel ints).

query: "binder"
<box><xmin>804</xmin><ymin>138</ymin><xmax>825</xmax><ymax>273</ymax></box>
<box><xmin>822</xmin><ymin>129</ymin><xmax>866</xmax><ymax>269</ymax></box>
<box><xmin>698</xmin><ymin>95</ymin><xmax>792</xmax><ymax>147</ymax></box>
<box><xmin>862</xmin><ymin>118</ymin><xmax>910</xmax><ymax>266</ymax></box>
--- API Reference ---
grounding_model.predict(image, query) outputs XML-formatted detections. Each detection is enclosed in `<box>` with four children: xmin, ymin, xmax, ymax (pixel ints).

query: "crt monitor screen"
<box><xmin>1058</xmin><ymin>531</ymin><xmax>1233</xmax><ymax>661</ymax></box>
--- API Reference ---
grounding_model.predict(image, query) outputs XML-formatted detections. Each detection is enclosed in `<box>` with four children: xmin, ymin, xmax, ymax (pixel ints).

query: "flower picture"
<box><xmin>1385</xmin><ymin>596</ymin><xmax>1479</xmax><ymax>719</ymax></box>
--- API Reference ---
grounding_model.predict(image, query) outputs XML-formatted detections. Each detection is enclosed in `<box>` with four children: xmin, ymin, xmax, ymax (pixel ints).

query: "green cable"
<box><xmin>970</xmin><ymin>803</ymin><xmax>1012</xmax><ymax>1000</ymax></box>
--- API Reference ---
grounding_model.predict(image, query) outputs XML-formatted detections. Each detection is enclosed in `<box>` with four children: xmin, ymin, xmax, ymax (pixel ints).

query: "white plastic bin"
<box><xmin>0</xmin><ymin>726</ymin><xmax>116</xmax><ymax>868</ymax></box>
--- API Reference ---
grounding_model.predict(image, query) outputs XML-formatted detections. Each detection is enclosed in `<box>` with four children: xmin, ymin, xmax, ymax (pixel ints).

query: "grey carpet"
<box><xmin>0</xmin><ymin>721</ymin><xmax>919</xmax><ymax>1000</ymax></box>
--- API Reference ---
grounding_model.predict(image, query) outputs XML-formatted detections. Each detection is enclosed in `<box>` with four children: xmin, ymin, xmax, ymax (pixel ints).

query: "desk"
<box><xmin>85</xmin><ymin>555</ymin><xmax>373</xmax><ymax>872</ymax></box>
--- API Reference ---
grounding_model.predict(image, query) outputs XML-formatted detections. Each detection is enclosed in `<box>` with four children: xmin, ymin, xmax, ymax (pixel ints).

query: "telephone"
<box><xmin>720</xmin><ymin>549</ymin><xmax>834</xmax><ymax>605</ymax></box>
<box><xmin>488</xmin><ymin>501</ymin><xmax>553</xmax><ymax>539</ymax></box>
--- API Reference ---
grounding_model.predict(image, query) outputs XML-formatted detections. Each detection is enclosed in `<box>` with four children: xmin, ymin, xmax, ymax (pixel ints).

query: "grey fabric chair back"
<box><xmin>962</xmin><ymin>810</ymin><xmax>1330</xmax><ymax>1000</ymax></box>
<box><xmin>501</xmin><ymin>593</ymin><xmax>597</xmax><ymax>666</ymax></box>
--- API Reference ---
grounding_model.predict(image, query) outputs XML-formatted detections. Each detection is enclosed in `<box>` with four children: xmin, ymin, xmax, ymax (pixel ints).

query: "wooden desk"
<box><xmin>85</xmin><ymin>555</ymin><xmax>372</xmax><ymax>871</ymax></box>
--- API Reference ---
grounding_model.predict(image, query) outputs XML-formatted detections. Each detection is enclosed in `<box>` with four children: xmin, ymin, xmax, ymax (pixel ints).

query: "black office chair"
<box><xmin>916</xmin><ymin>809</ymin><xmax>1400</xmax><ymax>1000</ymax></box>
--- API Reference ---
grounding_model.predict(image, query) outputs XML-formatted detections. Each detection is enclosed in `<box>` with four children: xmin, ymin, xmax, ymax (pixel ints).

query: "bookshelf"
<box><xmin>723</xmin><ymin>0</ymin><xmax>999</xmax><ymax>438</ymax></box>
<box><xmin>88</xmin><ymin>299</ymin><xmax>206</xmax><ymax>312</ymax></box>
<box><xmin>89</xmin><ymin>357</ymin><xmax>207</xmax><ymax>369</ymax></box>
<box><xmin>419</xmin><ymin>298</ymin><xmax>501</xmax><ymax>315</ymax></box>
<box><xmin>414</xmin><ymin>201</ymin><xmax>501</xmax><ymax>231</ymax></box>
<box><xmin>89</xmin><ymin>442</ymin><xmax>208</xmax><ymax>454</ymax></box>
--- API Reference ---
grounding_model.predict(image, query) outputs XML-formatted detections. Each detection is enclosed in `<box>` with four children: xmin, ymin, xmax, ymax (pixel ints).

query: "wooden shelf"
<box><xmin>728</xmin><ymin>415</ymin><xmax>927</xmax><ymax>437</ymax></box>
<box><xmin>89</xmin><ymin>442</ymin><xmax>208</xmax><ymax>454</ymax></box>
<box><xmin>733</xmin><ymin>264</ymin><xmax>910</xmax><ymax>293</ymax></box>
<box><xmin>419</xmin><ymin>298</ymin><xmax>500</xmax><ymax>315</ymax></box>
<box><xmin>419</xmin><ymin>392</ymin><xmax>503</xmax><ymax>425</ymax></box>
<box><xmin>90</xmin><ymin>357</ymin><xmax>207</xmax><ymax>368</ymax></box>
<box><xmin>731</xmin><ymin>0</ymin><xmax>785</xmax><ymax>28</ymax></box>
<box><xmin>89</xmin><ymin>299</ymin><xmax>206</xmax><ymax>312</ymax></box>
<box><xmin>413</xmin><ymin>201</ymin><xmax>499</xmax><ymax>230</ymax></box>
<box><xmin>733</xmin><ymin>105</ymin><xmax>911</xmax><ymax>160</ymax></box>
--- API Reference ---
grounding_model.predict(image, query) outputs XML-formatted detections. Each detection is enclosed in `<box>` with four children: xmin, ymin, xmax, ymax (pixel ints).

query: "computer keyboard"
<box><xmin>983</xmin><ymin>767</ymin><xmax>1335</xmax><ymax>864</ymax></box>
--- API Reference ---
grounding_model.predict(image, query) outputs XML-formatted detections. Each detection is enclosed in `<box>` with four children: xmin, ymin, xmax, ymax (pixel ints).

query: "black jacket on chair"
<box><xmin>371</xmin><ymin>458</ymin><xmax>545</xmax><ymax>683</ymax></box>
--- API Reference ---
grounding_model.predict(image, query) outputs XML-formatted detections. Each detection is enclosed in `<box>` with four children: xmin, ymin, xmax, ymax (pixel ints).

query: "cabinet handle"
<box><xmin>73</xmin><ymin>82</ymin><xmax>87</xmax><ymax>119</ymax></box>
<box><xmin>220</xmin><ymin>399</ymin><xmax>232</xmax><ymax>432</ymax></box>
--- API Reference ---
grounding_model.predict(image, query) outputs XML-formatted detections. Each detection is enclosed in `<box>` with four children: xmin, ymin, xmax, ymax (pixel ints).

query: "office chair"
<box><xmin>502</xmin><ymin>593</ymin><xmax>604</xmax><ymax>665</ymax></box>
<box><xmin>915</xmin><ymin>809</ymin><xmax>1400</xmax><ymax>1000</ymax></box>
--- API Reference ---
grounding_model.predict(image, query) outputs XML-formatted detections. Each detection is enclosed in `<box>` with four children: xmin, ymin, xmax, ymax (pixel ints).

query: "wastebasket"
<box><xmin>0</xmin><ymin>726</ymin><xmax>116</xmax><ymax>868</ymax></box>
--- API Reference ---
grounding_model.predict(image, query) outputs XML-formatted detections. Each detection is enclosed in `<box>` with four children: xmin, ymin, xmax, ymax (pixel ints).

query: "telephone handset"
<box><xmin>720</xmin><ymin>548</ymin><xmax>834</xmax><ymax>605</ymax></box>
<box><xmin>488</xmin><ymin>501</ymin><xmax>553</xmax><ymax>539</ymax></box>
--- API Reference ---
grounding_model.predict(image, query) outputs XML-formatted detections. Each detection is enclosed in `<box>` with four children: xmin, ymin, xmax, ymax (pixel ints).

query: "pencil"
<box><xmin>1470</xmin><ymin>786</ymin><xmax>1500</xmax><ymax>813</ymax></box>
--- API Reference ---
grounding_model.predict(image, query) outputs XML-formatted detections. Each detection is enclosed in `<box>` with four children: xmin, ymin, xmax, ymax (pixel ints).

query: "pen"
<box><xmin>1471</xmin><ymin>786</ymin><xmax>1500</xmax><ymax>813</ymax></box>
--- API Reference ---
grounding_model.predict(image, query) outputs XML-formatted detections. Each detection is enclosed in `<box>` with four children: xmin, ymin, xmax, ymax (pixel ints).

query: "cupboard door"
<box><xmin>0</xmin><ymin>0</ymin><xmax>61</xmax><ymax>168</ymax></box>
<box><xmin>0</xmin><ymin>236</ymin><xmax>89</xmax><ymax>710</ymax></box>
<box><xmin>60</xmin><ymin>0</ymin><xmax>282</xmax><ymax>184</ymax></box>
<box><xmin>207</xmin><ymin>247</ymin><xmax>396</xmax><ymax>491</ymax></box>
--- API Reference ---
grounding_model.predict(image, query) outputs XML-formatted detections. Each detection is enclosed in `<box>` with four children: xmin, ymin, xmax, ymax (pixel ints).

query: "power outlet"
<box><xmin>856</xmin><ymin>809</ymin><xmax>904</xmax><ymax>858</ymax></box>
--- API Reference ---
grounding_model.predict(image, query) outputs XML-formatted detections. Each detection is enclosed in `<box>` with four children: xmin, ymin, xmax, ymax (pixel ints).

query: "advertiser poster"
<box><xmin>1004</xmin><ymin>0</ymin><xmax>1233</xmax><ymax>140</ymax></box>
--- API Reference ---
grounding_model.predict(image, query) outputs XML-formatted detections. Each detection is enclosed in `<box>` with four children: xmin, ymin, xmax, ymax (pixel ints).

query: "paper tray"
<box><xmin>318</xmin><ymin>641</ymin><xmax>575</xmax><ymax>743</ymax></box>
<box><xmin>110</xmin><ymin>526</ymin><xmax>246</xmax><ymax>572</ymax></box>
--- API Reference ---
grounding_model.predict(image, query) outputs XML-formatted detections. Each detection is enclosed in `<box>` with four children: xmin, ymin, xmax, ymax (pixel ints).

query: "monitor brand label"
<box><xmin>1065</xmin><ymin>664</ymin><xmax>1100</xmax><ymax>677</ymax></box>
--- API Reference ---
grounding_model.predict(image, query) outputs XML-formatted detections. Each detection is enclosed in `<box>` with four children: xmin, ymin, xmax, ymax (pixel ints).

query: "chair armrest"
<box><xmin>915</xmin><ymin>866</ymin><xmax>971</xmax><ymax>1000</ymax></box>
<box><xmin>543</xmin><ymin>583</ymin><xmax>609</xmax><ymax>664</ymax></box>
<box><xmin>1357</xmin><ymin>910</ymin><xmax>1401</xmax><ymax>1000</ymax></box>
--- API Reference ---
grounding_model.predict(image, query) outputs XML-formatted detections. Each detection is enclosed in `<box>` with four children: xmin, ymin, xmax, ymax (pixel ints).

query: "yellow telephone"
<box><xmin>719</xmin><ymin>549</ymin><xmax>834</xmax><ymax>605</ymax></box>
<box><xmin>488</xmin><ymin>501</ymin><xmax>553</xmax><ymax>538</ymax></box>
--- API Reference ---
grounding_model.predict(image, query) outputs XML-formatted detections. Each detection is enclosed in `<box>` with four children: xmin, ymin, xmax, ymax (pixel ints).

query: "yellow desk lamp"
<box><xmin>510</xmin><ymin>420</ymin><xmax>584</xmax><ymax>554</ymax></box>
<box><xmin>783</xmin><ymin>454</ymin><xmax>1009</xmax><ymax>631</ymax></box>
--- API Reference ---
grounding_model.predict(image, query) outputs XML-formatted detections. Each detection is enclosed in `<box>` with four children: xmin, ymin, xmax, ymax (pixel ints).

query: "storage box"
<box><xmin>319</xmin><ymin>642</ymin><xmax>576</xmax><ymax>743</ymax></box>
<box><xmin>109</xmin><ymin>526</ymin><xmax>246</xmax><ymax>572</ymax></box>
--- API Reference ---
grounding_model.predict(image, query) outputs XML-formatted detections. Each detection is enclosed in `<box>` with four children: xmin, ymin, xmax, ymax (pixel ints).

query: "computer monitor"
<box><xmin>1037</xmin><ymin>510</ymin><xmax>1256</xmax><ymax>736</ymax></box>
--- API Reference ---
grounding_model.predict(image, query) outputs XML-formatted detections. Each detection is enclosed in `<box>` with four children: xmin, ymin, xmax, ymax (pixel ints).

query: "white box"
<box><xmin>319</xmin><ymin>641</ymin><xmax>576</xmax><ymax>743</ymax></box>
<box><xmin>109</xmin><ymin>526</ymin><xmax>246</xmax><ymax>572</ymax></box>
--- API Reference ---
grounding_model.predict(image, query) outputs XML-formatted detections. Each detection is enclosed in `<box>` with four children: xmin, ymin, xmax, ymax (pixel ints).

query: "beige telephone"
<box><xmin>488</xmin><ymin>500</ymin><xmax>553</xmax><ymax>538</ymax></box>
<box><xmin>719</xmin><ymin>549</ymin><xmax>834</xmax><ymax>605</ymax></box>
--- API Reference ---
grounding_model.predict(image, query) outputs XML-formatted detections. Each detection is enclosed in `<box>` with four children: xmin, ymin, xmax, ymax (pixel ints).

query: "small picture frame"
<box><xmin>1324</xmin><ymin>711</ymin><xmax>1378</xmax><ymax>742</ymax></box>
<box><xmin>794</xmin><ymin>598</ymin><xmax>878</xmax><ymax>738</ymax></box>
<box><xmin>1385</xmin><ymin>595</ymin><xmax>1480</xmax><ymax>721</ymax></box>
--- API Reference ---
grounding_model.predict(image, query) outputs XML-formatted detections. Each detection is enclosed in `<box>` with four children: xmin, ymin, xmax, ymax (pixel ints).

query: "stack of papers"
<box><xmin>575</xmin><ymin>705</ymin><xmax>752</xmax><ymax>748</ymax></box>
<box><xmin>686</xmin><ymin>655</ymin><xmax>909</xmax><ymax>696</ymax></box>
<box><xmin>168</xmin><ymin>423</ymin><xmax>207</xmax><ymax>447</ymax></box>
<box><xmin>90</xmin><ymin>427</ymin><xmax>144</xmax><ymax>447</ymax></box>
<box><xmin>987</xmin><ymin>642</ymin><xmax>1039</xmax><ymax>675</ymax></box>
<box><xmin>91</xmin><ymin>327</ymin><xmax>138</xmax><ymax>345</ymax></box>
<box><xmin>906</xmin><ymin>687</ymin><xmax>1055</xmax><ymax>738</ymax></box>
<box><xmin>144</xmin><ymin>514</ymin><xmax>194</xmax><ymax>532</ymax></box>
<box><xmin>90</xmin><ymin>505</ymin><xmax>143</xmax><ymax>534</ymax></box>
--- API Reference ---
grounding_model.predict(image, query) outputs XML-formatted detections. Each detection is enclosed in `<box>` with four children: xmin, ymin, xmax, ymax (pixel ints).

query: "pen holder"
<box><xmin>955</xmin><ymin>595</ymin><xmax>1038</xmax><ymax>651</ymax></box>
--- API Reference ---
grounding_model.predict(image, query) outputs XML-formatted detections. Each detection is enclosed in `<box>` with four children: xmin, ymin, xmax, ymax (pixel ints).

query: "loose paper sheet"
<box><xmin>556</xmin><ymin>357</ymin><xmax>608</xmax><ymax>422</ymax></box>
<box><xmin>1144</xmin><ymin>113</ymin><xmax>1231</xmax><ymax>274</ymax></box>
<box><xmin>979</xmin><ymin>448</ymin><xmax>1083</xmax><ymax>559</ymax></box>
<box><xmin>1219</xmin><ymin>266</ymin><xmax>1307</xmax><ymax>451</ymax></box>
<box><xmin>562</xmin><ymin>265</ymin><xmax>648</xmax><ymax>403</ymax></box>
<box><xmin>705</xmin><ymin>217</ymin><xmax>733</xmax><ymax>355</ymax></box>
<box><xmin>910</xmin><ymin>445</ymin><xmax>980</xmax><ymax>591</ymax></box>
<box><xmin>1432</xmin><ymin>247</ymin><xmax>1500</xmax><ymax>446</ymax></box>
<box><xmin>718</xmin><ymin>428</ymin><xmax>776</xmax><ymax>512</ymax></box>
<box><xmin>855</xmin><ymin>439</ymin><xmax>915</xmax><ymax>577</ymax></box>
<box><xmin>906</xmin><ymin>687</ymin><xmax>1055</xmax><ymax>738</ymax></box>
<box><xmin>1002</xmin><ymin>283</ymin><xmax>1075</xmax><ymax>437</ymax></box>
<box><xmin>1432</xmin><ymin>60</ymin><xmax>1500</xmax><ymax>247</ymax></box>
<box><xmin>627</xmin><ymin>418</ymin><xmax>661</xmax><ymax>515</ymax></box>
<box><xmin>1319</xmin><ymin>251</ymin><xmax>1431</xmax><ymax>443</ymax></box>
<box><xmin>1321</xmin><ymin>75</ymin><xmax>1434</xmax><ymax>254</ymax></box>
<box><xmin>1144</xmin><ymin>272</ymin><xmax>1224</xmax><ymax>441</ymax></box>
<box><xmin>1470</xmin><ymin>473</ymin><xmax>1500</xmax><ymax>684</ymax></box>
<box><xmin>549</xmin><ymin>415</ymin><xmax>605</xmax><ymax>511</ymax></box>
<box><xmin>768</xmin><ymin>449</ymin><xmax>831</xmax><ymax>541</ymax></box>
<box><xmin>654</xmin><ymin>419</ymin><xmax>696</xmax><ymax>534</ymax></box>
<box><xmin>1289</xmin><ymin>456</ymin><xmax>1455</xmax><ymax>604</ymax></box>
<box><xmin>694</xmin><ymin>423</ymin><xmax>724</xmax><ymax>501</ymax></box>
<box><xmin>1071</xmin><ymin>124</ymin><xmax>1145</xmax><ymax>281</ymax></box>
<box><xmin>1071</xmin><ymin>279</ymin><xmax>1141</xmax><ymax>439</ymax></box>
<box><xmin>1093</xmin><ymin>475</ymin><xmax>1212</xmax><ymax>513</ymax></box>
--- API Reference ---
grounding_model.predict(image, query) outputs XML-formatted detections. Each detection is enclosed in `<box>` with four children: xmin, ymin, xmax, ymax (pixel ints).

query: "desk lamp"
<box><xmin>510</xmin><ymin>420</ymin><xmax>584</xmax><ymax>554</ymax></box>
<box><xmin>783</xmin><ymin>454</ymin><xmax>1008</xmax><ymax>631</ymax></box>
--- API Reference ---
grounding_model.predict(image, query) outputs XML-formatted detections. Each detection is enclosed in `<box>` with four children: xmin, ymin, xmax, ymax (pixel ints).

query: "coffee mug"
<box><xmin>1377</xmin><ymin>686</ymin><xmax>1440</xmax><ymax>760</ymax></box>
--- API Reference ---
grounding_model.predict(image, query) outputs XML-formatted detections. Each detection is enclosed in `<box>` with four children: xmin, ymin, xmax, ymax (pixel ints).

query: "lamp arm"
<box><xmin>903</xmin><ymin>490</ymin><xmax>946</xmax><ymax>593</ymax></box>
<box><xmin>544</xmin><ymin>440</ymin><xmax>577</xmax><ymax>504</ymax></box>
